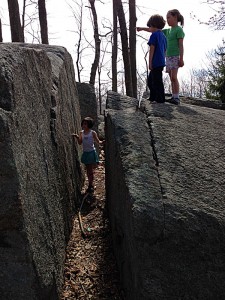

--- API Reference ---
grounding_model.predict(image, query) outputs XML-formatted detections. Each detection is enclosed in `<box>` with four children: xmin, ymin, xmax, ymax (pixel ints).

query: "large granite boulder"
<box><xmin>0</xmin><ymin>43</ymin><xmax>82</xmax><ymax>299</ymax></box>
<box><xmin>105</xmin><ymin>91</ymin><xmax>225</xmax><ymax>299</ymax></box>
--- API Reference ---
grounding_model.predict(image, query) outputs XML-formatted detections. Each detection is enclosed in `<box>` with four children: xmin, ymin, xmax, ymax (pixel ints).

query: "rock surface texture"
<box><xmin>105</xmin><ymin>91</ymin><xmax>225</xmax><ymax>300</ymax></box>
<box><xmin>0</xmin><ymin>43</ymin><xmax>82</xmax><ymax>299</ymax></box>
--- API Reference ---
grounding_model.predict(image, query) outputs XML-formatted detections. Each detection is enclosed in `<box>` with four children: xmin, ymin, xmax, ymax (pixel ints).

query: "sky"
<box><xmin>1</xmin><ymin>0</ymin><xmax>225</xmax><ymax>81</ymax></box>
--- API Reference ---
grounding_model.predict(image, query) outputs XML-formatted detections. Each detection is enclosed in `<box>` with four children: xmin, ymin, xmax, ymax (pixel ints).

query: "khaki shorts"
<box><xmin>166</xmin><ymin>56</ymin><xmax>179</xmax><ymax>73</ymax></box>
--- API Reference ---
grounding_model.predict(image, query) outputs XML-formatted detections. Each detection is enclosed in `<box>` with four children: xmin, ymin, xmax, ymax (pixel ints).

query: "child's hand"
<box><xmin>149</xmin><ymin>62</ymin><xmax>153</xmax><ymax>71</ymax></box>
<box><xmin>136</xmin><ymin>27</ymin><xmax>142</xmax><ymax>32</ymax></box>
<box><xmin>72</xmin><ymin>133</ymin><xmax>79</xmax><ymax>138</ymax></box>
<box><xmin>179</xmin><ymin>59</ymin><xmax>184</xmax><ymax>67</ymax></box>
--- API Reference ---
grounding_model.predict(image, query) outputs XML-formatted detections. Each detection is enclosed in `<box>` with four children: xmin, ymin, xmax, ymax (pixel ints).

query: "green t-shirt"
<box><xmin>163</xmin><ymin>26</ymin><xmax>185</xmax><ymax>56</ymax></box>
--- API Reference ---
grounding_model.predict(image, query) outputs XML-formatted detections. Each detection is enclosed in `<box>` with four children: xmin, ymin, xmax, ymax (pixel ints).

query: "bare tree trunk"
<box><xmin>98</xmin><ymin>67</ymin><xmax>102</xmax><ymax>114</ymax></box>
<box><xmin>129</xmin><ymin>0</ymin><xmax>137</xmax><ymax>98</ymax></box>
<box><xmin>68</xmin><ymin>0</ymin><xmax>84</xmax><ymax>82</ymax></box>
<box><xmin>38</xmin><ymin>0</ymin><xmax>49</xmax><ymax>44</ymax></box>
<box><xmin>0</xmin><ymin>19</ymin><xmax>3</xmax><ymax>42</ymax></box>
<box><xmin>76</xmin><ymin>3</ymin><xmax>83</xmax><ymax>83</ymax></box>
<box><xmin>116</xmin><ymin>0</ymin><xmax>133</xmax><ymax>97</ymax></box>
<box><xmin>112</xmin><ymin>0</ymin><xmax>118</xmax><ymax>92</ymax></box>
<box><xmin>7</xmin><ymin>0</ymin><xmax>24</xmax><ymax>42</ymax></box>
<box><xmin>21</xmin><ymin>0</ymin><xmax>26</xmax><ymax>36</ymax></box>
<box><xmin>97</xmin><ymin>41</ymin><xmax>108</xmax><ymax>114</ymax></box>
<box><xmin>89</xmin><ymin>0</ymin><xmax>101</xmax><ymax>85</ymax></box>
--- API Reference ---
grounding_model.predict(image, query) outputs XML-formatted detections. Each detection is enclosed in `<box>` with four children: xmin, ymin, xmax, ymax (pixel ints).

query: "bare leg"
<box><xmin>86</xmin><ymin>164</ymin><xmax>94</xmax><ymax>187</ymax></box>
<box><xmin>169</xmin><ymin>69</ymin><xmax>179</xmax><ymax>95</ymax></box>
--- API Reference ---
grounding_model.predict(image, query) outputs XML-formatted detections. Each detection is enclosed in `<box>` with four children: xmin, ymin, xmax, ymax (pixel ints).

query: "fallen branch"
<box><xmin>78</xmin><ymin>211</ymin><xmax>86</xmax><ymax>238</ymax></box>
<box><xmin>78</xmin><ymin>192</ymin><xmax>91</xmax><ymax>238</ymax></box>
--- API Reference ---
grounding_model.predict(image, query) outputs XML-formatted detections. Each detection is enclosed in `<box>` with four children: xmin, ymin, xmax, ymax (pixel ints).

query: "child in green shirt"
<box><xmin>163</xmin><ymin>9</ymin><xmax>185</xmax><ymax>105</ymax></box>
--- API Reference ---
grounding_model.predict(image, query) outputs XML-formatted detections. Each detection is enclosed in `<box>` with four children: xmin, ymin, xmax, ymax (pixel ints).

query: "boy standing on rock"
<box><xmin>137</xmin><ymin>14</ymin><xmax>167</xmax><ymax>104</ymax></box>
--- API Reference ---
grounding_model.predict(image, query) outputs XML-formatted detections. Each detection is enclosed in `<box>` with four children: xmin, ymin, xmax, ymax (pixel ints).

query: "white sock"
<box><xmin>173</xmin><ymin>94</ymin><xmax>179</xmax><ymax>98</ymax></box>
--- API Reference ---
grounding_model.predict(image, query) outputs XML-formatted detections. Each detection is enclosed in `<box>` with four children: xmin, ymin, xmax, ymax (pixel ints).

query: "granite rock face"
<box><xmin>105</xmin><ymin>91</ymin><xmax>225</xmax><ymax>299</ymax></box>
<box><xmin>0</xmin><ymin>43</ymin><xmax>82</xmax><ymax>299</ymax></box>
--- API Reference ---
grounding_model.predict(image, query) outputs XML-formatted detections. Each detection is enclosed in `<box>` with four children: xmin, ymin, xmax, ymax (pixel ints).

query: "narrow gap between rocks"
<box><xmin>60</xmin><ymin>145</ymin><xmax>125</xmax><ymax>300</ymax></box>
<box><xmin>147</xmin><ymin>116</ymin><xmax>167</xmax><ymax>235</ymax></box>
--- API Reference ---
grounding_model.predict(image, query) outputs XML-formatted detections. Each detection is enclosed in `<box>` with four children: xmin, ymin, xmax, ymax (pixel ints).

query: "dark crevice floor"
<box><xmin>60</xmin><ymin>147</ymin><xmax>125</xmax><ymax>299</ymax></box>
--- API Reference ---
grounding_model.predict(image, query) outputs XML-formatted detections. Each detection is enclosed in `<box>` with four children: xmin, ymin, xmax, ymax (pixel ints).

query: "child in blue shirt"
<box><xmin>137</xmin><ymin>15</ymin><xmax>167</xmax><ymax>103</ymax></box>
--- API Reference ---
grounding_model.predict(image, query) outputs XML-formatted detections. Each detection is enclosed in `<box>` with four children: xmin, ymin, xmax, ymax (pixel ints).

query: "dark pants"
<box><xmin>148</xmin><ymin>67</ymin><xmax>165</xmax><ymax>103</ymax></box>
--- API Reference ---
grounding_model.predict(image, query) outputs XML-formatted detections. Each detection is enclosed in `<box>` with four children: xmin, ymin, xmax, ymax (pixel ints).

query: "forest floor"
<box><xmin>60</xmin><ymin>146</ymin><xmax>125</xmax><ymax>300</ymax></box>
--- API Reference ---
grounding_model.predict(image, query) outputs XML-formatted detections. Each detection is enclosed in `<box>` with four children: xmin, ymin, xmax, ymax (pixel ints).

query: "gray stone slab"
<box><xmin>105</xmin><ymin>92</ymin><xmax>225</xmax><ymax>299</ymax></box>
<box><xmin>0</xmin><ymin>43</ymin><xmax>82</xmax><ymax>299</ymax></box>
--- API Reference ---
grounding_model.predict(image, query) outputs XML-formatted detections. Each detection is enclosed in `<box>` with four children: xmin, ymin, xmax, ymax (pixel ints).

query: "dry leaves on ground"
<box><xmin>61</xmin><ymin>148</ymin><xmax>125</xmax><ymax>300</ymax></box>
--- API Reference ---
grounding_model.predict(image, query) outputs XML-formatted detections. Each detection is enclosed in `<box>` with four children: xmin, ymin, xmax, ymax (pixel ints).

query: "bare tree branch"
<box><xmin>191</xmin><ymin>0</ymin><xmax>225</xmax><ymax>29</ymax></box>
<box><xmin>89</xmin><ymin>0</ymin><xmax>101</xmax><ymax>85</ymax></box>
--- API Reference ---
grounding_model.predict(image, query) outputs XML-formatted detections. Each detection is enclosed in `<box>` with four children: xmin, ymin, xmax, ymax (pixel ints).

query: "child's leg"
<box><xmin>147</xmin><ymin>71</ymin><xmax>156</xmax><ymax>102</ymax></box>
<box><xmin>86</xmin><ymin>164</ymin><xmax>94</xmax><ymax>187</ymax></box>
<box><xmin>169</xmin><ymin>69</ymin><xmax>179</xmax><ymax>96</ymax></box>
<box><xmin>169</xmin><ymin>69</ymin><xmax>180</xmax><ymax>105</ymax></box>
<box><xmin>153</xmin><ymin>67</ymin><xmax>165</xmax><ymax>103</ymax></box>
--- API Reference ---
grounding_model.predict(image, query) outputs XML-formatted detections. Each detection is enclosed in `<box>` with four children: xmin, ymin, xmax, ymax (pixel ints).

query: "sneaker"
<box><xmin>170</xmin><ymin>98</ymin><xmax>180</xmax><ymax>105</ymax></box>
<box><xmin>167</xmin><ymin>96</ymin><xmax>174</xmax><ymax>103</ymax></box>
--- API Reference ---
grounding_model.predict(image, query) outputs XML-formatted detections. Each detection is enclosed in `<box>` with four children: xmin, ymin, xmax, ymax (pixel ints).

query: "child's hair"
<box><xmin>147</xmin><ymin>14</ymin><xmax>166</xmax><ymax>30</ymax></box>
<box><xmin>81</xmin><ymin>117</ymin><xmax>94</xmax><ymax>128</ymax></box>
<box><xmin>167</xmin><ymin>9</ymin><xmax>184</xmax><ymax>26</ymax></box>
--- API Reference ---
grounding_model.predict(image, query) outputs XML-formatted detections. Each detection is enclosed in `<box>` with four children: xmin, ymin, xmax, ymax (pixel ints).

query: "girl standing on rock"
<box><xmin>162</xmin><ymin>9</ymin><xmax>185</xmax><ymax>105</ymax></box>
<box><xmin>72</xmin><ymin>117</ymin><xmax>104</xmax><ymax>193</ymax></box>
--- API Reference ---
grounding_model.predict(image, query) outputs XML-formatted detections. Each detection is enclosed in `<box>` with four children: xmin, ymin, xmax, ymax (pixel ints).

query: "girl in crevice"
<box><xmin>72</xmin><ymin>117</ymin><xmax>104</xmax><ymax>193</ymax></box>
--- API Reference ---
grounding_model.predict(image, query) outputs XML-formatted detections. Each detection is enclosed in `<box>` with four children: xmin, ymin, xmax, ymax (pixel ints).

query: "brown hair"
<box><xmin>147</xmin><ymin>14</ymin><xmax>166</xmax><ymax>30</ymax></box>
<box><xmin>167</xmin><ymin>9</ymin><xmax>184</xmax><ymax>26</ymax></box>
<box><xmin>81</xmin><ymin>117</ymin><xmax>94</xmax><ymax>128</ymax></box>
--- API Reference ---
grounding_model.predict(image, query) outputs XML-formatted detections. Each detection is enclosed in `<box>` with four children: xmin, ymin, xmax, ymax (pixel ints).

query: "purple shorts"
<box><xmin>166</xmin><ymin>56</ymin><xmax>179</xmax><ymax>73</ymax></box>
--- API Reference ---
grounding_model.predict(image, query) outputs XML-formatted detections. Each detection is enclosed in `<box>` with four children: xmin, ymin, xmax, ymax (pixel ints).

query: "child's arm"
<box><xmin>178</xmin><ymin>38</ymin><xmax>184</xmax><ymax>67</ymax></box>
<box><xmin>92</xmin><ymin>131</ymin><xmax>104</xmax><ymax>145</ymax></box>
<box><xmin>149</xmin><ymin>45</ymin><xmax>155</xmax><ymax>70</ymax></box>
<box><xmin>72</xmin><ymin>131</ymin><xmax>82</xmax><ymax>145</ymax></box>
<box><xmin>137</xmin><ymin>27</ymin><xmax>151</xmax><ymax>32</ymax></box>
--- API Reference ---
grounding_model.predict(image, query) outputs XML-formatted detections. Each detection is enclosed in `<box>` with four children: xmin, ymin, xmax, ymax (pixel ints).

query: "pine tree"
<box><xmin>206</xmin><ymin>41</ymin><xmax>225</xmax><ymax>103</ymax></box>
